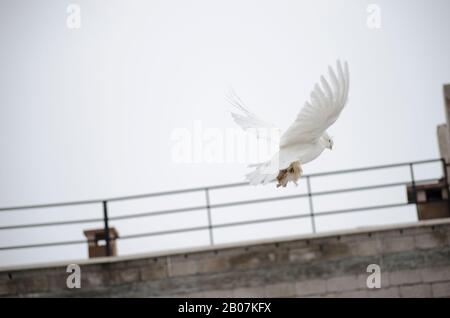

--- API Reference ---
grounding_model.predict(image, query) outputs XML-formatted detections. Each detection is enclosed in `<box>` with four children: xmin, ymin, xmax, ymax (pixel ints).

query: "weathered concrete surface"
<box><xmin>1</xmin><ymin>219</ymin><xmax>450</xmax><ymax>298</ymax></box>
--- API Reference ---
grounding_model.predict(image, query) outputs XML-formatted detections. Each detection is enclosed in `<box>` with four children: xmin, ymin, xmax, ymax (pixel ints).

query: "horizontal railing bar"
<box><xmin>0</xmin><ymin>183</ymin><xmax>244</xmax><ymax>213</ymax></box>
<box><xmin>209</xmin><ymin>178</ymin><xmax>439</xmax><ymax>210</ymax></box>
<box><xmin>107</xmin><ymin>183</ymin><xmax>246</xmax><ymax>202</ymax></box>
<box><xmin>0</xmin><ymin>159</ymin><xmax>441</xmax><ymax>212</ymax></box>
<box><xmin>108</xmin><ymin>205</ymin><xmax>208</xmax><ymax>221</ymax></box>
<box><xmin>0</xmin><ymin>178</ymin><xmax>440</xmax><ymax>230</ymax></box>
<box><xmin>212</xmin><ymin>202</ymin><xmax>416</xmax><ymax>229</ymax></box>
<box><xmin>1</xmin><ymin>198</ymin><xmax>444</xmax><ymax>250</ymax></box>
<box><xmin>213</xmin><ymin>213</ymin><xmax>311</xmax><ymax>229</ymax></box>
<box><xmin>0</xmin><ymin>217</ymin><xmax>104</xmax><ymax>231</ymax></box>
<box><xmin>204</xmin><ymin>159</ymin><xmax>443</xmax><ymax>188</ymax></box>
<box><xmin>307</xmin><ymin>158</ymin><xmax>442</xmax><ymax>178</ymax></box>
<box><xmin>210</xmin><ymin>193</ymin><xmax>309</xmax><ymax>209</ymax></box>
<box><xmin>314</xmin><ymin>202</ymin><xmax>411</xmax><ymax>217</ymax></box>
<box><xmin>0</xmin><ymin>207</ymin><xmax>210</xmax><ymax>230</ymax></box>
<box><xmin>311</xmin><ymin>178</ymin><xmax>440</xmax><ymax>197</ymax></box>
<box><xmin>118</xmin><ymin>225</ymin><xmax>210</xmax><ymax>240</ymax></box>
<box><xmin>108</xmin><ymin>202</ymin><xmax>421</xmax><ymax>241</ymax></box>
<box><xmin>0</xmin><ymin>200</ymin><xmax>103</xmax><ymax>213</ymax></box>
<box><xmin>0</xmin><ymin>239</ymin><xmax>92</xmax><ymax>251</ymax></box>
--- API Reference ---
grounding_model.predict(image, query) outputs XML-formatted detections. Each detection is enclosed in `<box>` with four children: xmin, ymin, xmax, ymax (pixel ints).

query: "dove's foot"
<box><xmin>276</xmin><ymin>170</ymin><xmax>288</xmax><ymax>187</ymax></box>
<box><xmin>276</xmin><ymin>161</ymin><xmax>302</xmax><ymax>188</ymax></box>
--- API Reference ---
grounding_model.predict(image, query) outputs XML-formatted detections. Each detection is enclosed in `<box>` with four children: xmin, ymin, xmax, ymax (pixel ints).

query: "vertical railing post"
<box><xmin>409</xmin><ymin>163</ymin><xmax>419</xmax><ymax>215</ymax></box>
<box><xmin>441</xmin><ymin>158</ymin><xmax>450</xmax><ymax>215</ymax></box>
<box><xmin>204</xmin><ymin>188</ymin><xmax>214</xmax><ymax>245</ymax></box>
<box><xmin>306</xmin><ymin>176</ymin><xmax>316</xmax><ymax>234</ymax></box>
<box><xmin>102</xmin><ymin>201</ymin><xmax>111</xmax><ymax>256</ymax></box>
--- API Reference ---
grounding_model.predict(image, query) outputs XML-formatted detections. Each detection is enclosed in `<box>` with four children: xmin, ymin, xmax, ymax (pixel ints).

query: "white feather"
<box><xmin>233</xmin><ymin>60</ymin><xmax>350</xmax><ymax>186</ymax></box>
<box><xmin>226</xmin><ymin>88</ymin><xmax>280</xmax><ymax>142</ymax></box>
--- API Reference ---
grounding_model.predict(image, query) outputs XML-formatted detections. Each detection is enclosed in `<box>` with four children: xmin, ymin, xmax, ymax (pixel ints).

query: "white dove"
<box><xmin>228</xmin><ymin>60</ymin><xmax>350</xmax><ymax>187</ymax></box>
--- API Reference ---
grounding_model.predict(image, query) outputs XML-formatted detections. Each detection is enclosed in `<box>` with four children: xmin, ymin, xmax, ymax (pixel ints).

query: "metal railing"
<box><xmin>0</xmin><ymin>158</ymin><xmax>449</xmax><ymax>258</ymax></box>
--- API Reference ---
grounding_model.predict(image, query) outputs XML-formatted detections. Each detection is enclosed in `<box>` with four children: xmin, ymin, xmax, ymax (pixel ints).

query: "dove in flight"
<box><xmin>228</xmin><ymin>60</ymin><xmax>350</xmax><ymax>187</ymax></box>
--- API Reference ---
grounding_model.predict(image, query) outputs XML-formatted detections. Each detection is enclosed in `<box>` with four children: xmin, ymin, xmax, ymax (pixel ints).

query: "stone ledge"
<box><xmin>2</xmin><ymin>218</ymin><xmax>449</xmax><ymax>273</ymax></box>
<box><xmin>0</xmin><ymin>218</ymin><xmax>449</xmax><ymax>297</ymax></box>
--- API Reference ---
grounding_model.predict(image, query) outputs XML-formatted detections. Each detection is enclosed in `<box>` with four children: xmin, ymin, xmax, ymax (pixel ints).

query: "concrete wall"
<box><xmin>1</xmin><ymin>219</ymin><xmax>450</xmax><ymax>298</ymax></box>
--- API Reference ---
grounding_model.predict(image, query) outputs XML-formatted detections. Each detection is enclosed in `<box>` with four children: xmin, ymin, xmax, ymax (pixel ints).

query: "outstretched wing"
<box><xmin>280</xmin><ymin>60</ymin><xmax>350</xmax><ymax>148</ymax></box>
<box><xmin>227</xmin><ymin>88</ymin><xmax>280</xmax><ymax>141</ymax></box>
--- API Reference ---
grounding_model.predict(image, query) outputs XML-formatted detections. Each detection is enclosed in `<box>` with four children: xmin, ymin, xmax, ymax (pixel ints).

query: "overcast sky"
<box><xmin>0</xmin><ymin>0</ymin><xmax>449</xmax><ymax>267</ymax></box>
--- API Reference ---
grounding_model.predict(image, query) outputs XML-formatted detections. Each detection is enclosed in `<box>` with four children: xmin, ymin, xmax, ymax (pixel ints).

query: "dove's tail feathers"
<box><xmin>245</xmin><ymin>153</ymin><xmax>280</xmax><ymax>186</ymax></box>
<box><xmin>246</xmin><ymin>159</ymin><xmax>303</xmax><ymax>187</ymax></box>
<box><xmin>246</xmin><ymin>169</ymin><xmax>277</xmax><ymax>186</ymax></box>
